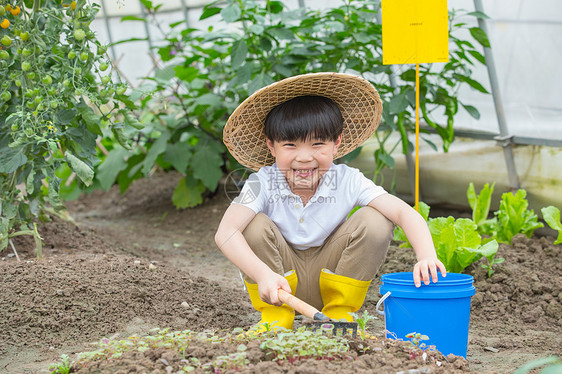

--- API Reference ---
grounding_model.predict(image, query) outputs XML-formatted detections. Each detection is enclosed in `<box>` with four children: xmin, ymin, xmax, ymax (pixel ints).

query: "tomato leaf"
<box><xmin>65</xmin><ymin>151</ymin><xmax>94</xmax><ymax>186</ymax></box>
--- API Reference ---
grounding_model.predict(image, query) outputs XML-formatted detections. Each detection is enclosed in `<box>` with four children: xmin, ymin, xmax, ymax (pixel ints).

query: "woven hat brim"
<box><xmin>223</xmin><ymin>72</ymin><xmax>383</xmax><ymax>171</ymax></box>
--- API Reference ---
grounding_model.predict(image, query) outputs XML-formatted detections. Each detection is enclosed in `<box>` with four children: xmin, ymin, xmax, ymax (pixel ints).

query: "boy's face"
<box><xmin>266</xmin><ymin>135</ymin><xmax>342</xmax><ymax>195</ymax></box>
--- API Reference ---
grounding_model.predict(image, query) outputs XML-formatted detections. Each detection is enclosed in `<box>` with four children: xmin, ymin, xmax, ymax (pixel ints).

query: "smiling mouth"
<box><xmin>293</xmin><ymin>168</ymin><xmax>317</xmax><ymax>177</ymax></box>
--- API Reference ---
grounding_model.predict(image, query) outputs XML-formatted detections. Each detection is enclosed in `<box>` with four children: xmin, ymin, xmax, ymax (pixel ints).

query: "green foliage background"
<box><xmin>98</xmin><ymin>0</ymin><xmax>490</xmax><ymax>209</ymax></box>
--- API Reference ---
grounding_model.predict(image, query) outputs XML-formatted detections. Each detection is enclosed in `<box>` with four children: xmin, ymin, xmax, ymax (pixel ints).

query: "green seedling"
<box><xmin>48</xmin><ymin>326</ymin><xmax>351</xmax><ymax>372</ymax></box>
<box><xmin>405</xmin><ymin>332</ymin><xmax>429</xmax><ymax>349</ymax></box>
<box><xmin>48</xmin><ymin>354</ymin><xmax>72</xmax><ymax>374</ymax></box>
<box><xmin>211</xmin><ymin>345</ymin><xmax>249</xmax><ymax>372</ymax></box>
<box><xmin>481</xmin><ymin>255</ymin><xmax>505</xmax><ymax>277</ymax></box>
<box><xmin>259</xmin><ymin>328</ymin><xmax>350</xmax><ymax>364</ymax></box>
<box><xmin>350</xmin><ymin>310</ymin><xmax>377</xmax><ymax>340</ymax></box>
<box><xmin>404</xmin><ymin>332</ymin><xmax>434</xmax><ymax>360</ymax></box>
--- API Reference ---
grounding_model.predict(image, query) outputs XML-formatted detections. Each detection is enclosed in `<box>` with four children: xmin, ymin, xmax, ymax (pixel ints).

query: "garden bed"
<box><xmin>1</xmin><ymin>172</ymin><xmax>560</xmax><ymax>373</ymax></box>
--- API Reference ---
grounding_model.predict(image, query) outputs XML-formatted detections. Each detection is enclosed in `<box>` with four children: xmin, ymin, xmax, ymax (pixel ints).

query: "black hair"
<box><xmin>264</xmin><ymin>95</ymin><xmax>344</xmax><ymax>142</ymax></box>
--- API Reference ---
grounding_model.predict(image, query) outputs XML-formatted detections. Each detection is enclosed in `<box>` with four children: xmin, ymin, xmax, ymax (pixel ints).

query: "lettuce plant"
<box><xmin>467</xmin><ymin>182</ymin><xmax>496</xmax><ymax>237</ymax></box>
<box><xmin>394</xmin><ymin>201</ymin><xmax>501</xmax><ymax>274</ymax></box>
<box><xmin>541</xmin><ymin>206</ymin><xmax>562</xmax><ymax>244</ymax></box>
<box><xmin>493</xmin><ymin>190</ymin><xmax>543</xmax><ymax>244</ymax></box>
<box><xmin>428</xmin><ymin>217</ymin><xmax>500</xmax><ymax>274</ymax></box>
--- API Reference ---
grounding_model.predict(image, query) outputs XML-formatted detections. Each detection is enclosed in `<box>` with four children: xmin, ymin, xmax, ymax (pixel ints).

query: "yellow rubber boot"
<box><xmin>245</xmin><ymin>270</ymin><xmax>298</xmax><ymax>331</ymax></box>
<box><xmin>319</xmin><ymin>269</ymin><xmax>371</xmax><ymax>322</ymax></box>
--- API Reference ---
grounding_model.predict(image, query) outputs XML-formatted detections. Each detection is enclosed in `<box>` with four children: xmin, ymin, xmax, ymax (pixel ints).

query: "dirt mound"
<box><xmin>0</xmin><ymin>254</ymin><xmax>253</xmax><ymax>356</ymax></box>
<box><xmin>470</xmin><ymin>235</ymin><xmax>561</xmax><ymax>329</ymax></box>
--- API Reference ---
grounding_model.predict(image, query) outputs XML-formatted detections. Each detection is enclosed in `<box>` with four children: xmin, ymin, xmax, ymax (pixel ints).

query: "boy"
<box><xmin>216</xmin><ymin>73</ymin><xmax>446</xmax><ymax>330</ymax></box>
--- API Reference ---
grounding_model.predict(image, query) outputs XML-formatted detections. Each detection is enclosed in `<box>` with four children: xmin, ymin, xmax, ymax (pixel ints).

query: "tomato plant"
<box><xmin>0</xmin><ymin>0</ymin><xmax>140</xmax><ymax>255</ymax></box>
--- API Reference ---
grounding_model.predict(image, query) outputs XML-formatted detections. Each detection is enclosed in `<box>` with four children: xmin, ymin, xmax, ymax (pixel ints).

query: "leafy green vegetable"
<box><xmin>494</xmin><ymin>190</ymin><xmax>543</xmax><ymax>244</ymax></box>
<box><xmin>541</xmin><ymin>206</ymin><xmax>562</xmax><ymax>244</ymax></box>
<box><xmin>428</xmin><ymin>217</ymin><xmax>499</xmax><ymax>273</ymax></box>
<box><xmin>467</xmin><ymin>182</ymin><xmax>496</xmax><ymax>235</ymax></box>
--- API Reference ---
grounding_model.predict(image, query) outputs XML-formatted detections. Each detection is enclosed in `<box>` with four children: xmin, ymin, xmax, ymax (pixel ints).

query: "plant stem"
<box><xmin>8</xmin><ymin>240</ymin><xmax>21</xmax><ymax>262</ymax></box>
<box><xmin>33</xmin><ymin>223</ymin><xmax>42</xmax><ymax>259</ymax></box>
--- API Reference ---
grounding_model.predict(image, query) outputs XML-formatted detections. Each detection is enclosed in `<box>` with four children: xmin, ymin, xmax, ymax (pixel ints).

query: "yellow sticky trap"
<box><xmin>382</xmin><ymin>0</ymin><xmax>449</xmax><ymax>65</ymax></box>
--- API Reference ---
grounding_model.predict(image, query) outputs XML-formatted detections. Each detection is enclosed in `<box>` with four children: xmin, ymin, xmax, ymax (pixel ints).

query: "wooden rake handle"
<box><xmin>278</xmin><ymin>289</ymin><xmax>330</xmax><ymax>322</ymax></box>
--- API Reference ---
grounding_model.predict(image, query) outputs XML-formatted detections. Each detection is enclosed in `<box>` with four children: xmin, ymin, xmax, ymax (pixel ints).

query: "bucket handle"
<box><xmin>376</xmin><ymin>291</ymin><xmax>391</xmax><ymax>316</ymax></box>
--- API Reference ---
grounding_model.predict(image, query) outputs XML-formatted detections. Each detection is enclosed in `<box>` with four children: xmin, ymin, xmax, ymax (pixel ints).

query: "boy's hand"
<box><xmin>413</xmin><ymin>257</ymin><xmax>447</xmax><ymax>287</ymax></box>
<box><xmin>257</xmin><ymin>272</ymin><xmax>293</xmax><ymax>306</ymax></box>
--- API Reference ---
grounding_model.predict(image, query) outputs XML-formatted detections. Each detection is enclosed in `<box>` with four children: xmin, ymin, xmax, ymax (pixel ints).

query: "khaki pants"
<box><xmin>242</xmin><ymin>207</ymin><xmax>394</xmax><ymax>310</ymax></box>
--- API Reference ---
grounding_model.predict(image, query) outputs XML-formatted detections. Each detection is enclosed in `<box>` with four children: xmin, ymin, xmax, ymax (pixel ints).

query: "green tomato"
<box><xmin>68</xmin><ymin>51</ymin><xmax>76</xmax><ymax>59</ymax></box>
<box><xmin>42</xmin><ymin>75</ymin><xmax>53</xmax><ymax>85</ymax></box>
<box><xmin>11</xmin><ymin>124</ymin><xmax>18</xmax><ymax>131</ymax></box>
<box><xmin>116</xmin><ymin>86</ymin><xmax>127</xmax><ymax>95</ymax></box>
<box><xmin>50</xmin><ymin>101</ymin><xmax>58</xmax><ymax>109</ymax></box>
<box><xmin>20</xmin><ymin>31</ymin><xmax>29</xmax><ymax>41</ymax></box>
<box><xmin>99</xmin><ymin>62</ymin><xmax>108</xmax><ymax>71</ymax></box>
<box><xmin>36</xmin><ymin>103</ymin><xmax>44</xmax><ymax>111</ymax></box>
<box><xmin>0</xmin><ymin>50</ymin><xmax>8</xmax><ymax>59</ymax></box>
<box><xmin>1</xmin><ymin>35</ymin><xmax>12</xmax><ymax>47</ymax></box>
<box><xmin>0</xmin><ymin>6</ymin><xmax>5</xmax><ymax>17</ymax></box>
<box><xmin>97</xmin><ymin>45</ymin><xmax>107</xmax><ymax>55</ymax></box>
<box><xmin>21</xmin><ymin>61</ymin><xmax>31</xmax><ymax>72</ymax></box>
<box><xmin>34</xmin><ymin>96</ymin><xmax>42</xmax><ymax>104</ymax></box>
<box><xmin>0</xmin><ymin>91</ymin><xmax>11</xmax><ymax>101</ymax></box>
<box><xmin>101</xmin><ymin>76</ymin><xmax>110</xmax><ymax>84</ymax></box>
<box><xmin>22</xmin><ymin>47</ymin><xmax>32</xmax><ymax>57</ymax></box>
<box><xmin>63</xmin><ymin>79</ymin><xmax>71</xmax><ymax>88</ymax></box>
<box><xmin>15</xmin><ymin>80</ymin><xmax>21</xmax><ymax>87</ymax></box>
<box><xmin>25</xmin><ymin>89</ymin><xmax>33</xmax><ymax>97</ymax></box>
<box><xmin>74</xmin><ymin>29</ymin><xmax>86</xmax><ymax>41</ymax></box>
<box><xmin>80</xmin><ymin>51</ymin><xmax>89</xmax><ymax>61</ymax></box>
<box><xmin>27</xmin><ymin>72</ymin><xmax>36</xmax><ymax>80</ymax></box>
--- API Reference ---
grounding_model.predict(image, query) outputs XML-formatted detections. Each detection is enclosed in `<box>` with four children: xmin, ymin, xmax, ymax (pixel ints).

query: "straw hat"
<box><xmin>223</xmin><ymin>72</ymin><xmax>383</xmax><ymax>171</ymax></box>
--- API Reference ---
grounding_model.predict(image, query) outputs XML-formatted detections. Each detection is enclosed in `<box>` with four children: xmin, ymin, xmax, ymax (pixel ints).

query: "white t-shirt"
<box><xmin>232</xmin><ymin>163</ymin><xmax>387</xmax><ymax>250</ymax></box>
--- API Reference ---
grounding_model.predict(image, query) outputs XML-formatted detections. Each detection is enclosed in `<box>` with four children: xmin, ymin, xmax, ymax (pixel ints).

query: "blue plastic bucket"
<box><xmin>377</xmin><ymin>272</ymin><xmax>475</xmax><ymax>358</ymax></box>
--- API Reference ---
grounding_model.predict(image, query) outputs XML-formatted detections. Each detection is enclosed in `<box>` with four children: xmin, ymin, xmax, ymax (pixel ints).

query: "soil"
<box><xmin>0</xmin><ymin>171</ymin><xmax>560</xmax><ymax>373</ymax></box>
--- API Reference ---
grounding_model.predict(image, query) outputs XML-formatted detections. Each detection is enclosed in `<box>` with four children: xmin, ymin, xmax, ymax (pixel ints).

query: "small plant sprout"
<box><xmin>48</xmin><ymin>354</ymin><xmax>73</xmax><ymax>374</ymax></box>
<box><xmin>481</xmin><ymin>255</ymin><xmax>505</xmax><ymax>277</ymax></box>
<box><xmin>259</xmin><ymin>328</ymin><xmax>350</xmax><ymax>364</ymax></box>
<box><xmin>405</xmin><ymin>332</ymin><xmax>429</xmax><ymax>349</ymax></box>
<box><xmin>350</xmin><ymin>310</ymin><xmax>377</xmax><ymax>340</ymax></box>
<box><xmin>211</xmin><ymin>345</ymin><xmax>249</xmax><ymax>372</ymax></box>
<box><xmin>405</xmin><ymin>332</ymin><xmax>434</xmax><ymax>360</ymax></box>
